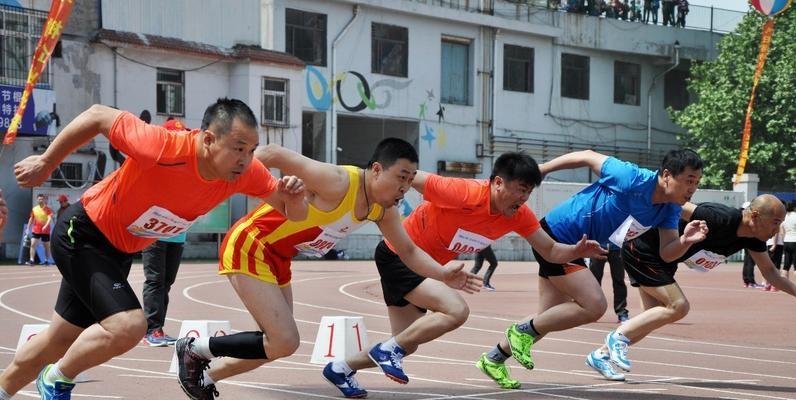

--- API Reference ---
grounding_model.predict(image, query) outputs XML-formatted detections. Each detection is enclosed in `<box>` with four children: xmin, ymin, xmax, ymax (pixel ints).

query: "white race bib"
<box><xmin>609</xmin><ymin>215</ymin><xmax>651</xmax><ymax>247</ymax></box>
<box><xmin>294</xmin><ymin>213</ymin><xmax>364</xmax><ymax>258</ymax></box>
<box><xmin>127</xmin><ymin>206</ymin><xmax>194</xmax><ymax>239</ymax></box>
<box><xmin>447</xmin><ymin>229</ymin><xmax>493</xmax><ymax>254</ymax></box>
<box><xmin>683</xmin><ymin>250</ymin><xmax>726</xmax><ymax>272</ymax></box>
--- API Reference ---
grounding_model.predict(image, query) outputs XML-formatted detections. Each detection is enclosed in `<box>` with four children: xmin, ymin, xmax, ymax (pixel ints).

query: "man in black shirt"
<box><xmin>585</xmin><ymin>194</ymin><xmax>796</xmax><ymax>381</ymax></box>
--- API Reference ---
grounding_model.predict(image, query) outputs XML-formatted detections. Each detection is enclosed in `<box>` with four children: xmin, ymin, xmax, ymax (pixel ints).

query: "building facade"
<box><xmin>1</xmin><ymin>0</ymin><xmax>727</xmax><ymax>259</ymax></box>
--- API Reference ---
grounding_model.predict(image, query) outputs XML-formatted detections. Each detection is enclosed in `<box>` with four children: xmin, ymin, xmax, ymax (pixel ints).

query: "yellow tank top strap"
<box><xmin>341</xmin><ymin>165</ymin><xmax>385</xmax><ymax>222</ymax></box>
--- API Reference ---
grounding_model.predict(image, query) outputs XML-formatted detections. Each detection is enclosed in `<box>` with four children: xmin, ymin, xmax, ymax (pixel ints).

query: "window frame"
<box><xmin>285</xmin><ymin>8</ymin><xmax>327</xmax><ymax>66</ymax></box>
<box><xmin>503</xmin><ymin>44</ymin><xmax>534</xmax><ymax>93</ymax></box>
<box><xmin>613</xmin><ymin>61</ymin><xmax>641</xmax><ymax>106</ymax></box>
<box><xmin>440</xmin><ymin>37</ymin><xmax>471</xmax><ymax>105</ymax></box>
<box><xmin>156</xmin><ymin>68</ymin><xmax>185</xmax><ymax>117</ymax></box>
<box><xmin>262</xmin><ymin>77</ymin><xmax>289</xmax><ymax>127</ymax></box>
<box><xmin>560</xmin><ymin>53</ymin><xmax>590</xmax><ymax>100</ymax></box>
<box><xmin>371</xmin><ymin>22</ymin><xmax>409</xmax><ymax>78</ymax></box>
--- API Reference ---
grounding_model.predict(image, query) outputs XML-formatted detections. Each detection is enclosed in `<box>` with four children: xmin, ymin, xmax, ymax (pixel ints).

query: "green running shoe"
<box><xmin>506</xmin><ymin>323</ymin><xmax>535</xmax><ymax>370</ymax></box>
<box><xmin>476</xmin><ymin>353</ymin><xmax>521</xmax><ymax>389</ymax></box>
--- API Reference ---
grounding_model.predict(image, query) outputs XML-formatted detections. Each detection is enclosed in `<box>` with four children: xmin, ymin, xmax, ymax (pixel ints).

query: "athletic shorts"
<box><xmin>621</xmin><ymin>241</ymin><xmax>677</xmax><ymax>287</ymax></box>
<box><xmin>375</xmin><ymin>240</ymin><xmax>427</xmax><ymax>307</ymax></box>
<box><xmin>218</xmin><ymin>230</ymin><xmax>292</xmax><ymax>287</ymax></box>
<box><xmin>31</xmin><ymin>232</ymin><xmax>50</xmax><ymax>242</ymax></box>
<box><xmin>534</xmin><ymin>219</ymin><xmax>588</xmax><ymax>278</ymax></box>
<box><xmin>50</xmin><ymin>202</ymin><xmax>139</xmax><ymax>328</ymax></box>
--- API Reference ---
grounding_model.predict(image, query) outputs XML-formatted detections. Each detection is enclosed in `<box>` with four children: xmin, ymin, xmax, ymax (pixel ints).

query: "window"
<box><xmin>262</xmin><ymin>77</ymin><xmax>288</xmax><ymax>126</ymax></box>
<box><xmin>371</xmin><ymin>23</ymin><xmax>408</xmax><ymax>77</ymax></box>
<box><xmin>441</xmin><ymin>38</ymin><xmax>470</xmax><ymax>105</ymax></box>
<box><xmin>664</xmin><ymin>69</ymin><xmax>690</xmax><ymax>111</ymax></box>
<box><xmin>503</xmin><ymin>44</ymin><xmax>533</xmax><ymax>93</ymax></box>
<box><xmin>50</xmin><ymin>162</ymin><xmax>82</xmax><ymax>188</ymax></box>
<box><xmin>0</xmin><ymin>5</ymin><xmax>50</xmax><ymax>87</ymax></box>
<box><xmin>614</xmin><ymin>61</ymin><xmax>640</xmax><ymax>106</ymax></box>
<box><xmin>156</xmin><ymin>68</ymin><xmax>184</xmax><ymax>116</ymax></box>
<box><xmin>285</xmin><ymin>8</ymin><xmax>326</xmax><ymax>66</ymax></box>
<box><xmin>561</xmin><ymin>53</ymin><xmax>589</xmax><ymax>100</ymax></box>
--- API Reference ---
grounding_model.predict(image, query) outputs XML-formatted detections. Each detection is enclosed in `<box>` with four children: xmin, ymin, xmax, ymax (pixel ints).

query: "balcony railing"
<box><xmin>409</xmin><ymin>0</ymin><xmax>746</xmax><ymax>34</ymax></box>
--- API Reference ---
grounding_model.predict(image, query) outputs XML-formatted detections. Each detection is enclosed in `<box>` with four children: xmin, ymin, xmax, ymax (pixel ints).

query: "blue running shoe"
<box><xmin>367</xmin><ymin>343</ymin><xmax>408</xmax><ymax>384</ymax></box>
<box><xmin>36</xmin><ymin>364</ymin><xmax>76</xmax><ymax>399</ymax></box>
<box><xmin>605</xmin><ymin>330</ymin><xmax>631</xmax><ymax>372</ymax></box>
<box><xmin>322</xmin><ymin>362</ymin><xmax>368</xmax><ymax>398</ymax></box>
<box><xmin>585</xmin><ymin>350</ymin><xmax>625</xmax><ymax>381</ymax></box>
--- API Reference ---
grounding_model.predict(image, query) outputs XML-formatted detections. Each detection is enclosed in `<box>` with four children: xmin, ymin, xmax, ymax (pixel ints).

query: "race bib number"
<box><xmin>609</xmin><ymin>215</ymin><xmax>651</xmax><ymax>247</ymax></box>
<box><xmin>295</xmin><ymin>213</ymin><xmax>365</xmax><ymax>258</ymax></box>
<box><xmin>447</xmin><ymin>229</ymin><xmax>493</xmax><ymax>254</ymax></box>
<box><xmin>683</xmin><ymin>250</ymin><xmax>726</xmax><ymax>272</ymax></box>
<box><xmin>127</xmin><ymin>206</ymin><xmax>194</xmax><ymax>239</ymax></box>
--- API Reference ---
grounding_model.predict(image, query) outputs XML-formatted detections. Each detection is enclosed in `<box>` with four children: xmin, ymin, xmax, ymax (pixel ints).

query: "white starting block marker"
<box><xmin>310</xmin><ymin>316</ymin><xmax>368</xmax><ymax>365</ymax></box>
<box><xmin>17</xmin><ymin>324</ymin><xmax>91</xmax><ymax>382</ymax></box>
<box><xmin>168</xmin><ymin>320</ymin><xmax>231</xmax><ymax>373</ymax></box>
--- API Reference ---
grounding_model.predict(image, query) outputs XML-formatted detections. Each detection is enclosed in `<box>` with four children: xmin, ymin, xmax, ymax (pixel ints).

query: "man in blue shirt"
<box><xmin>478</xmin><ymin>149</ymin><xmax>703</xmax><ymax>388</ymax></box>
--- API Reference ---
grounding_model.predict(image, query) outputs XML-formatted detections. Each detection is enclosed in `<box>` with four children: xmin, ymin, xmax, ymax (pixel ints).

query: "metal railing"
<box><xmin>0</xmin><ymin>4</ymin><xmax>52</xmax><ymax>89</ymax></box>
<box><xmin>411</xmin><ymin>0</ymin><xmax>747</xmax><ymax>34</ymax></box>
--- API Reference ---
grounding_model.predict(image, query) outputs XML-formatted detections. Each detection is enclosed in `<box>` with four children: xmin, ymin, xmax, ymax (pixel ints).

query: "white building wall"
<box><xmin>101</xmin><ymin>0</ymin><xmax>261</xmax><ymax>48</ymax></box>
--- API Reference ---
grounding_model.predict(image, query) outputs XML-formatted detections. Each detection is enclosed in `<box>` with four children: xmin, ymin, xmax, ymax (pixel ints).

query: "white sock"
<box><xmin>202</xmin><ymin>370</ymin><xmax>216</xmax><ymax>387</ymax></box>
<box><xmin>331</xmin><ymin>360</ymin><xmax>353</xmax><ymax>376</ymax></box>
<box><xmin>0</xmin><ymin>386</ymin><xmax>12</xmax><ymax>400</ymax></box>
<box><xmin>379</xmin><ymin>337</ymin><xmax>399</xmax><ymax>352</ymax></box>
<box><xmin>45</xmin><ymin>362</ymin><xmax>73</xmax><ymax>384</ymax></box>
<box><xmin>192</xmin><ymin>337</ymin><xmax>215</xmax><ymax>360</ymax></box>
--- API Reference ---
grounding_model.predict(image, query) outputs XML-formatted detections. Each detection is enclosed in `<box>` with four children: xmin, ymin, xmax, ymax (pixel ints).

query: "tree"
<box><xmin>673</xmin><ymin>9</ymin><xmax>796</xmax><ymax>191</ymax></box>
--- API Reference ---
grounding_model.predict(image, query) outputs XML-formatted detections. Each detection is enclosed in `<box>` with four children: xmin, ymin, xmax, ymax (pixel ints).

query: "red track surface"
<box><xmin>1</xmin><ymin>260</ymin><xmax>794</xmax><ymax>399</ymax></box>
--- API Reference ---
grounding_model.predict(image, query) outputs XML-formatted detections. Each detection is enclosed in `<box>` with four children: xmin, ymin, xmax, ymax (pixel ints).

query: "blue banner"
<box><xmin>0</xmin><ymin>84</ymin><xmax>46</xmax><ymax>136</ymax></box>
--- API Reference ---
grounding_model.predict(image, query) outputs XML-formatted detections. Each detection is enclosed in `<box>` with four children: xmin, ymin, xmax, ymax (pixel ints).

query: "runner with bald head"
<box><xmin>586</xmin><ymin>194</ymin><xmax>796</xmax><ymax>381</ymax></box>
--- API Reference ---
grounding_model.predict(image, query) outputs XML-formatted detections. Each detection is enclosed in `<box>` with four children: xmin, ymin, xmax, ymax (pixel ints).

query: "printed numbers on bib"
<box><xmin>127</xmin><ymin>206</ymin><xmax>194</xmax><ymax>239</ymax></box>
<box><xmin>294</xmin><ymin>213</ymin><xmax>367</xmax><ymax>258</ymax></box>
<box><xmin>683</xmin><ymin>250</ymin><xmax>726</xmax><ymax>272</ymax></box>
<box><xmin>609</xmin><ymin>215</ymin><xmax>651</xmax><ymax>247</ymax></box>
<box><xmin>447</xmin><ymin>229</ymin><xmax>493</xmax><ymax>254</ymax></box>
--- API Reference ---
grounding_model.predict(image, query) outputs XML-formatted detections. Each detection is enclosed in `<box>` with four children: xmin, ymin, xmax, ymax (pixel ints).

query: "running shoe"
<box><xmin>175</xmin><ymin>337</ymin><xmax>217</xmax><ymax>400</ymax></box>
<box><xmin>322</xmin><ymin>362</ymin><xmax>368</xmax><ymax>398</ymax></box>
<box><xmin>585</xmin><ymin>350</ymin><xmax>625</xmax><ymax>381</ymax></box>
<box><xmin>505</xmin><ymin>323</ymin><xmax>534</xmax><ymax>370</ymax></box>
<box><xmin>145</xmin><ymin>329</ymin><xmax>169</xmax><ymax>347</ymax></box>
<box><xmin>605</xmin><ymin>330</ymin><xmax>631</xmax><ymax>372</ymax></box>
<box><xmin>368</xmin><ymin>343</ymin><xmax>408</xmax><ymax>384</ymax></box>
<box><xmin>475</xmin><ymin>353</ymin><xmax>520</xmax><ymax>389</ymax></box>
<box><xmin>36</xmin><ymin>364</ymin><xmax>76</xmax><ymax>400</ymax></box>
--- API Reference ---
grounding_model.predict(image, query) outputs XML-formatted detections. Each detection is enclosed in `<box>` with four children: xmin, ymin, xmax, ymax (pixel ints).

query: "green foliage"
<box><xmin>673</xmin><ymin>10</ymin><xmax>796</xmax><ymax>190</ymax></box>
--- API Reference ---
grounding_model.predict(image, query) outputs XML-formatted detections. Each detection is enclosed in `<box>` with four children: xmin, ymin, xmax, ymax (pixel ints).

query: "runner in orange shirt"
<box><xmin>321</xmin><ymin>153</ymin><xmax>607</xmax><ymax>398</ymax></box>
<box><xmin>175</xmin><ymin>138</ymin><xmax>481</xmax><ymax>400</ymax></box>
<box><xmin>0</xmin><ymin>98</ymin><xmax>306</xmax><ymax>400</ymax></box>
<box><xmin>26</xmin><ymin>193</ymin><xmax>54</xmax><ymax>265</ymax></box>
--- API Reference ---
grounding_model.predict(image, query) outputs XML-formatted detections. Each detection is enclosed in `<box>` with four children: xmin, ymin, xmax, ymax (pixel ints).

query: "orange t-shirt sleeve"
<box><xmin>107</xmin><ymin>112</ymin><xmax>168</xmax><ymax>168</ymax></box>
<box><xmin>237</xmin><ymin>159</ymin><xmax>279</xmax><ymax>198</ymax></box>
<box><xmin>422</xmin><ymin>174</ymin><xmax>482</xmax><ymax>209</ymax></box>
<box><xmin>514</xmin><ymin>206</ymin><xmax>541</xmax><ymax>238</ymax></box>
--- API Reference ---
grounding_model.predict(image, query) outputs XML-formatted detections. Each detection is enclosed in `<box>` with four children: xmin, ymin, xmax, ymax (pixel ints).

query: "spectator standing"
<box><xmin>470</xmin><ymin>246</ymin><xmax>500</xmax><ymax>291</ymax></box>
<box><xmin>781</xmin><ymin>200</ymin><xmax>796</xmax><ymax>282</ymax></box>
<box><xmin>56</xmin><ymin>195</ymin><xmax>70</xmax><ymax>221</ymax></box>
<box><xmin>662</xmin><ymin>0</ymin><xmax>675</xmax><ymax>26</ymax></box>
<box><xmin>26</xmin><ymin>194</ymin><xmax>53</xmax><ymax>265</ymax></box>
<box><xmin>589</xmin><ymin>244</ymin><xmax>630</xmax><ymax>323</ymax></box>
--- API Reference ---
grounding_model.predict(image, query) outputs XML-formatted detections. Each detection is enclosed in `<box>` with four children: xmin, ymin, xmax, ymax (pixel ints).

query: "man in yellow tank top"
<box><xmin>175</xmin><ymin>138</ymin><xmax>480</xmax><ymax>400</ymax></box>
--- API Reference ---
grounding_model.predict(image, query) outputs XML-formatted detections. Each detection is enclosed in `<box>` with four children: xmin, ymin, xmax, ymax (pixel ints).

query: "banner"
<box><xmin>3</xmin><ymin>0</ymin><xmax>74</xmax><ymax>145</ymax></box>
<box><xmin>734</xmin><ymin>18</ymin><xmax>775</xmax><ymax>186</ymax></box>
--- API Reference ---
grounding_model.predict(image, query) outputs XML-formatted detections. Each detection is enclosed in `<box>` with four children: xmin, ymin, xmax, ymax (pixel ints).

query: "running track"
<box><xmin>0</xmin><ymin>260</ymin><xmax>794</xmax><ymax>399</ymax></box>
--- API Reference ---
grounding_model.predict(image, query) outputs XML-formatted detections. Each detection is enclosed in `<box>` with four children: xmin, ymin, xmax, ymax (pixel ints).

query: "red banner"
<box><xmin>734</xmin><ymin>19</ymin><xmax>775</xmax><ymax>186</ymax></box>
<box><xmin>2</xmin><ymin>0</ymin><xmax>74</xmax><ymax>145</ymax></box>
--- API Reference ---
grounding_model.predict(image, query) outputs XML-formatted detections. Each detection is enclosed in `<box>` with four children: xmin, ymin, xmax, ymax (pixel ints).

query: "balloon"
<box><xmin>750</xmin><ymin>0</ymin><xmax>793</xmax><ymax>17</ymax></box>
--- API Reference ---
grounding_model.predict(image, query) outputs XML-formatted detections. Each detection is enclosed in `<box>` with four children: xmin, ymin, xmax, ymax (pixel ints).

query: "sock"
<box><xmin>486</xmin><ymin>344</ymin><xmax>510</xmax><ymax>363</ymax></box>
<box><xmin>331</xmin><ymin>360</ymin><xmax>353</xmax><ymax>376</ymax></box>
<box><xmin>202</xmin><ymin>370</ymin><xmax>216</xmax><ymax>387</ymax></box>
<box><xmin>0</xmin><ymin>387</ymin><xmax>11</xmax><ymax>400</ymax></box>
<box><xmin>516</xmin><ymin>319</ymin><xmax>540</xmax><ymax>337</ymax></box>
<box><xmin>379</xmin><ymin>337</ymin><xmax>399</xmax><ymax>352</ymax></box>
<box><xmin>613</xmin><ymin>331</ymin><xmax>631</xmax><ymax>344</ymax></box>
<box><xmin>191</xmin><ymin>337</ymin><xmax>215</xmax><ymax>360</ymax></box>
<box><xmin>44</xmin><ymin>362</ymin><xmax>73</xmax><ymax>385</ymax></box>
<box><xmin>209</xmin><ymin>331</ymin><xmax>268</xmax><ymax>359</ymax></box>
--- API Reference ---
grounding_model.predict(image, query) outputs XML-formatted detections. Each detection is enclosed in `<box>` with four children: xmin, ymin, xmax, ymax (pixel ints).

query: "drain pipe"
<box><xmin>647</xmin><ymin>40</ymin><xmax>680</xmax><ymax>157</ymax></box>
<box><xmin>328</xmin><ymin>4</ymin><xmax>360</xmax><ymax>164</ymax></box>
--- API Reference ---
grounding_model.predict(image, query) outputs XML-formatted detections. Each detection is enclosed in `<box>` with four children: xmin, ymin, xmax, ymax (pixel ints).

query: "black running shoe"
<box><xmin>176</xmin><ymin>337</ymin><xmax>212</xmax><ymax>400</ymax></box>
